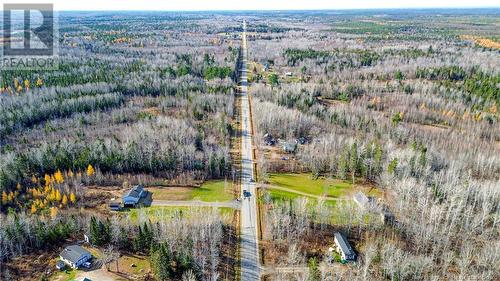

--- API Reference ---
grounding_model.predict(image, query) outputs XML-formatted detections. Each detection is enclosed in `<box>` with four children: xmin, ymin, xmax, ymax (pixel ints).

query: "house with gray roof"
<box><xmin>122</xmin><ymin>185</ymin><xmax>146</xmax><ymax>207</ymax></box>
<box><xmin>59</xmin><ymin>245</ymin><xmax>92</xmax><ymax>269</ymax></box>
<box><xmin>353</xmin><ymin>191</ymin><xmax>378</xmax><ymax>211</ymax></box>
<box><xmin>353</xmin><ymin>192</ymin><xmax>370</xmax><ymax>208</ymax></box>
<box><xmin>334</xmin><ymin>232</ymin><xmax>356</xmax><ymax>261</ymax></box>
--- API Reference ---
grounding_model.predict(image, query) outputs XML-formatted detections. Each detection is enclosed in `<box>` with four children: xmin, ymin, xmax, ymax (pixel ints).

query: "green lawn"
<box><xmin>150</xmin><ymin>180</ymin><xmax>234</xmax><ymax>202</ymax></box>
<box><xmin>265</xmin><ymin>188</ymin><xmax>337</xmax><ymax>208</ymax></box>
<box><xmin>50</xmin><ymin>267</ymin><xmax>76</xmax><ymax>281</ymax></box>
<box><xmin>190</xmin><ymin>180</ymin><xmax>234</xmax><ymax>202</ymax></box>
<box><xmin>268</xmin><ymin>173</ymin><xmax>352</xmax><ymax>198</ymax></box>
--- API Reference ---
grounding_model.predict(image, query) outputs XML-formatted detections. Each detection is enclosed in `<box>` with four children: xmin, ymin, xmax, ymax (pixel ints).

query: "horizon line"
<box><xmin>1</xmin><ymin>6</ymin><xmax>500</xmax><ymax>12</ymax></box>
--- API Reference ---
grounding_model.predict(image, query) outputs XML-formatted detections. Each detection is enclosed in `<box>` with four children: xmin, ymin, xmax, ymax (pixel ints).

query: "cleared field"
<box><xmin>149</xmin><ymin>180</ymin><xmax>235</xmax><ymax>202</ymax></box>
<box><xmin>268</xmin><ymin>173</ymin><xmax>353</xmax><ymax>198</ymax></box>
<box><xmin>128</xmin><ymin>206</ymin><xmax>234</xmax><ymax>223</ymax></box>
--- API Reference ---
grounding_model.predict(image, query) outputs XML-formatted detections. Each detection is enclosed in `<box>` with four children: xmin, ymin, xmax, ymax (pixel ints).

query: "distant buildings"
<box><xmin>353</xmin><ymin>191</ymin><xmax>396</xmax><ymax>225</ymax></box>
<box><xmin>263</xmin><ymin>133</ymin><xmax>276</xmax><ymax>146</ymax></box>
<box><xmin>122</xmin><ymin>185</ymin><xmax>146</xmax><ymax>207</ymax></box>
<box><xmin>282</xmin><ymin>142</ymin><xmax>297</xmax><ymax>153</ymax></box>
<box><xmin>59</xmin><ymin>245</ymin><xmax>92</xmax><ymax>269</ymax></box>
<box><xmin>333</xmin><ymin>232</ymin><xmax>357</xmax><ymax>261</ymax></box>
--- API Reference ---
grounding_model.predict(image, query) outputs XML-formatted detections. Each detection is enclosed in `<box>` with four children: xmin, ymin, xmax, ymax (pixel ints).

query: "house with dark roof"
<box><xmin>122</xmin><ymin>185</ymin><xmax>146</xmax><ymax>207</ymax></box>
<box><xmin>59</xmin><ymin>245</ymin><xmax>92</xmax><ymax>269</ymax></box>
<box><xmin>334</xmin><ymin>232</ymin><xmax>356</xmax><ymax>261</ymax></box>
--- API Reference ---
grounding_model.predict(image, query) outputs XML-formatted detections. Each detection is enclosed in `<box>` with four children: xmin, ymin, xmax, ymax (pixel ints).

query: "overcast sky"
<box><xmin>2</xmin><ymin>0</ymin><xmax>499</xmax><ymax>11</ymax></box>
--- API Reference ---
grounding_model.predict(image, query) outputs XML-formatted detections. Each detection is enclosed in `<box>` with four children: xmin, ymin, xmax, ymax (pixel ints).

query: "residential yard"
<box><xmin>267</xmin><ymin>173</ymin><xmax>353</xmax><ymax>198</ymax></box>
<box><xmin>261</xmin><ymin>173</ymin><xmax>384</xmax><ymax>225</ymax></box>
<box><xmin>149</xmin><ymin>179</ymin><xmax>236</xmax><ymax>202</ymax></box>
<box><xmin>51</xmin><ymin>268</ymin><xmax>77</xmax><ymax>281</ymax></box>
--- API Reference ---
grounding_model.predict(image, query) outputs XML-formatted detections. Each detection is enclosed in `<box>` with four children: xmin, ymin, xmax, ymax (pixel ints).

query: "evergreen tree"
<box><xmin>151</xmin><ymin>243</ymin><xmax>172</xmax><ymax>281</ymax></box>
<box><xmin>308</xmin><ymin>257</ymin><xmax>321</xmax><ymax>281</ymax></box>
<box><xmin>349</xmin><ymin>142</ymin><xmax>358</xmax><ymax>184</ymax></box>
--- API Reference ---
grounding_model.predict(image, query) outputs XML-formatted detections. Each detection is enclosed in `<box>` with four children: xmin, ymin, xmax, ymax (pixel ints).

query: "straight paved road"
<box><xmin>239</xmin><ymin>20</ymin><xmax>260</xmax><ymax>281</ymax></box>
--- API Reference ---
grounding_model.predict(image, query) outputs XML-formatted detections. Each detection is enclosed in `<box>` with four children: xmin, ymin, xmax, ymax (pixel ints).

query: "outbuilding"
<box><xmin>109</xmin><ymin>199</ymin><xmax>121</xmax><ymax>211</ymax></box>
<box><xmin>55</xmin><ymin>260</ymin><xmax>66</xmax><ymax>270</ymax></box>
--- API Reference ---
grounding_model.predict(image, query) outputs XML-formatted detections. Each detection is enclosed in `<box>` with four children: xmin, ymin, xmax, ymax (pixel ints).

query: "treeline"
<box><xmin>0</xmin><ymin>83</ymin><xmax>123</xmax><ymax>140</ymax></box>
<box><xmin>0</xmin><ymin>116</ymin><xmax>230</xmax><ymax>192</ymax></box>
<box><xmin>284</xmin><ymin>48</ymin><xmax>330</xmax><ymax>66</ymax></box>
<box><xmin>299</xmin><ymin>136</ymin><xmax>384</xmax><ymax>182</ymax></box>
<box><xmin>415</xmin><ymin>65</ymin><xmax>499</xmax><ymax>107</ymax></box>
<box><xmin>0</xmin><ymin>213</ymin><xmax>80</xmax><ymax>262</ymax></box>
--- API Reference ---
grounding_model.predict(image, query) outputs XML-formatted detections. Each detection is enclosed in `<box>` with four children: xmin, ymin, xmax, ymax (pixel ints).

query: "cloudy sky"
<box><xmin>2</xmin><ymin>0</ymin><xmax>499</xmax><ymax>11</ymax></box>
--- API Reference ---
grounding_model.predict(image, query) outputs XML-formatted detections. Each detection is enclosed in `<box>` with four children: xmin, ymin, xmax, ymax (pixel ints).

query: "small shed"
<box><xmin>109</xmin><ymin>199</ymin><xmax>121</xmax><ymax>211</ymax></box>
<box><xmin>56</xmin><ymin>260</ymin><xmax>66</xmax><ymax>270</ymax></box>
<box><xmin>380</xmin><ymin>205</ymin><xmax>395</xmax><ymax>225</ymax></box>
<box><xmin>83</xmin><ymin>233</ymin><xmax>91</xmax><ymax>244</ymax></box>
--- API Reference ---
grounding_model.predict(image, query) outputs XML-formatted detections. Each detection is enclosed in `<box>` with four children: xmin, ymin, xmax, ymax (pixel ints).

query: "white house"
<box><xmin>334</xmin><ymin>232</ymin><xmax>356</xmax><ymax>261</ymax></box>
<box><xmin>59</xmin><ymin>245</ymin><xmax>92</xmax><ymax>269</ymax></box>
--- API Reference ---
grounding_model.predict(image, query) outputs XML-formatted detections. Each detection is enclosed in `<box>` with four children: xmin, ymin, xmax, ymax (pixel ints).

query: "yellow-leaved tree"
<box><xmin>54</xmin><ymin>170</ymin><xmax>64</xmax><ymax>184</ymax></box>
<box><xmin>69</xmin><ymin>192</ymin><xmax>76</xmax><ymax>204</ymax></box>
<box><xmin>50</xmin><ymin>206</ymin><xmax>58</xmax><ymax>219</ymax></box>
<box><xmin>44</xmin><ymin>174</ymin><xmax>51</xmax><ymax>187</ymax></box>
<box><xmin>31</xmin><ymin>204</ymin><xmax>37</xmax><ymax>214</ymax></box>
<box><xmin>55</xmin><ymin>190</ymin><xmax>62</xmax><ymax>202</ymax></box>
<box><xmin>87</xmin><ymin>164</ymin><xmax>95</xmax><ymax>177</ymax></box>
<box><xmin>1</xmin><ymin>191</ymin><xmax>8</xmax><ymax>205</ymax></box>
<box><xmin>62</xmin><ymin>194</ymin><xmax>68</xmax><ymax>206</ymax></box>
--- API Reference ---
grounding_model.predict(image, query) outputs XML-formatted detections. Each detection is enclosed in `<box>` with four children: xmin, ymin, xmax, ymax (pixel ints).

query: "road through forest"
<box><xmin>239</xmin><ymin>20</ymin><xmax>260</xmax><ymax>281</ymax></box>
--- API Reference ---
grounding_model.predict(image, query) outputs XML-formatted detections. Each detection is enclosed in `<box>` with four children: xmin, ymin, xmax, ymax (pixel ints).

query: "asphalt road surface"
<box><xmin>239</xmin><ymin>20</ymin><xmax>260</xmax><ymax>281</ymax></box>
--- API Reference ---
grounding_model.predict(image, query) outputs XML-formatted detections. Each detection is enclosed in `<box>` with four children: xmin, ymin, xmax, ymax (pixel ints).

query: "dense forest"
<box><xmin>1</xmin><ymin>9</ymin><xmax>499</xmax><ymax>281</ymax></box>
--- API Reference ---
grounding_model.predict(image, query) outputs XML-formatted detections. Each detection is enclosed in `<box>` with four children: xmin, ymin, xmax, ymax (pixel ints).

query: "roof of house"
<box><xmin>353</xmin><ymin>192</ymin><xmax>370</xmax><ymax>206</ymax></box>
<box><xmin>334</xmin><ymin>232</ymin><xmax>355</xmax><ymax>257</ymax></box>
<box><xmin>283</xmin><ymin>142</ymin><xmax>297</xmax><ymax>152</ymax></box>
<box><xmin>123</xmin><ymin>185</ymin><xmax>144</xmax><ymax>199</ymax></box>
<box><xmin>60</xmin><ymin>245</ymin><xmax>91</xmax><ymax>263</ymax></box>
